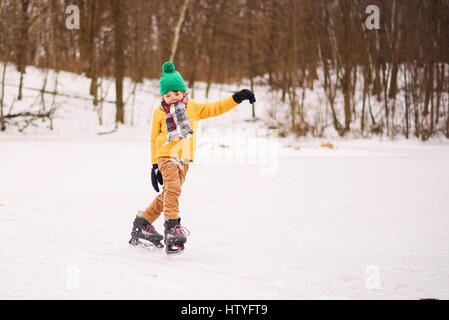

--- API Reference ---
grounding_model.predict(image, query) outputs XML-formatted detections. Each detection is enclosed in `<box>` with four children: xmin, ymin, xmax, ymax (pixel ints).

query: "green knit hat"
<box><xmin>159</xmin><ymin>61</ymin><xmax>187</xmax><ymax>96</ymax></box>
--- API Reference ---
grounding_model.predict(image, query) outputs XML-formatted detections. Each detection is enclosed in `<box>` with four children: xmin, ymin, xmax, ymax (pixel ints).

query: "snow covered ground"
<box><xmin>1</xmin><ymin>65</ymin><xmax>449</xmax><ymax>299</ymax></box>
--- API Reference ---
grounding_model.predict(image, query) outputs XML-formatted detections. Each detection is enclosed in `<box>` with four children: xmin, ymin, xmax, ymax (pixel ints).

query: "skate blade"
<box><xmin>129</xmin><ymin>238</ymin><xmax>164</xmax><ymax>249</ymax></box>
<box><xmin>166</xmin><ymin>244</ymin><xmax>185</xmax><ymax>255</ymax></box>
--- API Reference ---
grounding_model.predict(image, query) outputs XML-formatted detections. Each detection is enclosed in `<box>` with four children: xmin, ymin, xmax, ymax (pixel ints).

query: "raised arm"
<box><xmin>193</xmin><ymin>96</ymin><xmax>239</xmax><ymax>120</ymax></box>
<box><xmin>193</xmin><ymin>89</ymin><xmax>256</xmax><ymax>120</ymax></box>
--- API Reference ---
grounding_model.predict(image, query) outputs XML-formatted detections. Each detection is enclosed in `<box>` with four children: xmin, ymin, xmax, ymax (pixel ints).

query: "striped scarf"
<box><xmin>159</xmin><ymin>97</ymin><xmax>194</xmax><ymax>145</ymax></box>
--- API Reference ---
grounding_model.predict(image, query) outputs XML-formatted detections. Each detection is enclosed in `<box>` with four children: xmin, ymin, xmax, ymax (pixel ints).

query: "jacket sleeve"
<box><xmin>193</xmin><ymin>96</ymin><xmax>239</xmax><ymax>120</ymax></box>
<box><xmin>150</xmin><ymin>109</ymin><xmax>162</xmax><ymax>165</ymax></box>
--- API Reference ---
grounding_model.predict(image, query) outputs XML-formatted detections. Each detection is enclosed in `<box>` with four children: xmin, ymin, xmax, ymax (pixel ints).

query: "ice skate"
<box><xmin>129</xmin><ymin>212</ymin><xmax>164</xmax><ymax>248</ymax></box>
<box><xmin>164</xmin><ymin>218</ymin><xmax>189</xmax><ymax>254</ymax></box>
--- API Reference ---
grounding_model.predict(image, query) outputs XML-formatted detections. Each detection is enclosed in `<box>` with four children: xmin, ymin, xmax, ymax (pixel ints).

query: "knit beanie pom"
<box><xmin>162</xmin><ymin>61</ymin><xmax>175</xmax><ymax>73</ymax></box>
<box><xmin>159</xmin><ymin>61</ymin><xmax>187</xmax><ymax>96</ymax></box>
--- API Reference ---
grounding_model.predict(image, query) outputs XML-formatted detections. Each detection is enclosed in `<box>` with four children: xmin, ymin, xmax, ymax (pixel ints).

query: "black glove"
<box><xmin>151</xmin><ymin>164</ymin><xmax>164</xmax><ymax>192</ymax></box>
<box><xmin>232</xmin><ymin>89</ymin><xmax>256</xmax><ymax>104</ymax></box>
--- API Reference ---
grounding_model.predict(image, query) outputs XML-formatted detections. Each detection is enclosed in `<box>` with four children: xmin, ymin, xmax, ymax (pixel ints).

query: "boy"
<box><xmin>129</xmin><ymin>61</ymin><xmax>255</xmax><ymax>254</ymax></box>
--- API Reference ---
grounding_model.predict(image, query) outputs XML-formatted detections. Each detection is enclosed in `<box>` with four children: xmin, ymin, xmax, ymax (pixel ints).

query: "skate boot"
<box><xmin>129</xmin><ymin>212</ymin><xmax>164</xmax><ymax>248</ymax></box>
<box><xmin>164</xmin><ymin>218</ymin><xmax>190</xmax><ymax>254</ymax></box>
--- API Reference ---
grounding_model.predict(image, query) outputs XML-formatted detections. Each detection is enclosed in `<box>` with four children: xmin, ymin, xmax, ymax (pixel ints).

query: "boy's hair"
<box><xmin>163</xmin><ymin>90</ymin><xmax>187</xmax><ymax>96</ymax></box>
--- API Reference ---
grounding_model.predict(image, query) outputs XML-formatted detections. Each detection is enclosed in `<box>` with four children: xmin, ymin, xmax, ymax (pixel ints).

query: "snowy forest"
<box><xmin>1</xmin><ymin>0</ymin><xmax>448</xmax><ymax>139</ymax></box>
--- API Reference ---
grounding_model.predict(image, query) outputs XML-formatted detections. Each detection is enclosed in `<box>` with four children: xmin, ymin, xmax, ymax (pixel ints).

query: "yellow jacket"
<box><xmin>151</xmin><ymin>96</ymin><xmax>238</xmax><ymax>164</ymax></box>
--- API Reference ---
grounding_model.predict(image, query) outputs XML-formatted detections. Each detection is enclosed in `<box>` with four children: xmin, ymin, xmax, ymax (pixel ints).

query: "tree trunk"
<box><xmin>361</xmin><ymin>69</ymin><xmax>368</xmax><ymax>135</ymax></box>
<box><xmin>169</xmin><ymin>0</ymin><xmax>190</xmax><ymax>62</ymax></box>
<box><xmin>248</xmin><ymin>0</ymin><xmax>256</xmax><ymax>119</ymax></box>
<box><xmin>338</xmin><ymin>0</ymin><xmax>353</xmax><ymax>134</ymax></box>
<box><xmin>435</xmin><ymin>63</ymin><xmax>443</xmax><ymax>125</ymax></box>
<box><xmin>205</xmin><ymin>0</ymin><xmax>227</xmax><ymax>98</ymax></box>
<box><xmin>403</xmin><ymin>64</ymin><xmax>410</xmax><ymax>139</ymax></box>
<box><xmin>288</xmin><ymin>0</ymin><xmax>298</xmax><ymax>131</ymax></box>
<box><xmin>17</xmin><ymin>0</ymin><xmax>30</xmax><ymax>101</ymax></box>
<box><xmin>0</xmin><ymin>61</ymin><xmax>7</xmax><ymax>131</ymax></box>
<box><xmin>188</xmin><ymin>0</ymin><xmax>208</xmax><ymax>98</ymax></box>
<box><xmin>111</xmin><ymin>0</ymin><xmax>125</xmax><ymax>124</ymax></box>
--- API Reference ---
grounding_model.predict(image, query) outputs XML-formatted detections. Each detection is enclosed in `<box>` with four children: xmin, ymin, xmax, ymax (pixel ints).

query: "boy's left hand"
<box><xmin>151</xmin><ymin>164</ymin><xmax>164</xmax><ymax>192</ymax></box>
<box><xmin>232</xmin><ymin>89</ymin><xmax>256</xmax><ymax>104</ymax></box>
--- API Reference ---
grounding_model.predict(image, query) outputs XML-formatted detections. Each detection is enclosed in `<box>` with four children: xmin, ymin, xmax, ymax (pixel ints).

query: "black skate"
<box><xmin>164</xmin><ymin>218</ymin><xmax>190</xmax><ymax>255</ymax></box>
<box><xmin>129</xmin><ymin>213</ymin><xmax>164</xmax><ymax>248</ymax></box>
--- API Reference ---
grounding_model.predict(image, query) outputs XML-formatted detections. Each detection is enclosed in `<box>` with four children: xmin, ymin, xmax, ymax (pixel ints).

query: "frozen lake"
<box><xmin>1</xmin><ymin>135</ymin><xmax>448</xmax><ymax>299</ymax></box>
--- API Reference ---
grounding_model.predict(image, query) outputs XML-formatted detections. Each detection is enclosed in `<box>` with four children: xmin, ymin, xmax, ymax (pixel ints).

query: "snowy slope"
<box><xmin>1</xmin><ymin>66</ymin><xmax>449</xmax><ymax>299</ymax></box>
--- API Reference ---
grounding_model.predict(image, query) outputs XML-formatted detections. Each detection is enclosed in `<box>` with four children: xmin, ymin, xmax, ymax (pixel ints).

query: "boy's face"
<box><xmin>163</xmin><ymin>91</ymin><xmax>185</xmax><ymax>105</ymax></box>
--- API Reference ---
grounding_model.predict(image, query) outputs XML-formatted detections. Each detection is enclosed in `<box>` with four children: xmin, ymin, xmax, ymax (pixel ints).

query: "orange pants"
<box><xmin>143</xmin><ymin>157</ymin><xmax>189</xmax><ymax>223</ymax></box>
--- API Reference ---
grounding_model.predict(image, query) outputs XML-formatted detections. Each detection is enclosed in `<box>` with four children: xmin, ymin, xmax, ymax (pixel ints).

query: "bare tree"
<box><xmin>110</xmin><ymin>0</ymin><xmax>125</xmax><ymax>124</ymax></box>
<box><xmin>169</xmin><ymin>0</ymin><xmax>190</xmax><ymax>62</ymax></box>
